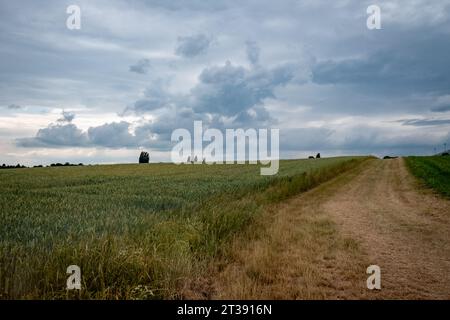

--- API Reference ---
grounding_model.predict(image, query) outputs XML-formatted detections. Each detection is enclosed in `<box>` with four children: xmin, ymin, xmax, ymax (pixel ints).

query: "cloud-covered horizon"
<box><xmin>1</xmin><ymin>0</ymin><xmax>450</xmax><ymax>165</ymax></box>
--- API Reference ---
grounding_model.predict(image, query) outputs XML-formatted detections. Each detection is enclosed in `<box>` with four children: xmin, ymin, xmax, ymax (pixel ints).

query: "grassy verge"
<box><xmin>405</xmin><ymin>156</ymin><xmax>450</xmax><ymax>198</ymax></box>
<box><xmin>0</xmin><ymin>157</ymin><xmax>370</xmax><ymax>299</ymax></box>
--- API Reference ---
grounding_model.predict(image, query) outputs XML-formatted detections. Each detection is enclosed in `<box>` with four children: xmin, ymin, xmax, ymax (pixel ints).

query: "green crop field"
<box><xmin>0</xmin><ymin>157</ymin><xmax>368</xmax><ymax>299</ymax></box>
<box><xmin>405</xmin><ymin>156</ymin><xmax>450</xmax><ymax>198</ymax></box>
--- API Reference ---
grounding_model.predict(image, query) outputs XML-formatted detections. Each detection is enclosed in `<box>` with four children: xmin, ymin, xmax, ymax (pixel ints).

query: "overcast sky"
<box><xmin>1</xmin><ymin>0</ymin><xmax>450</xmax><ymax>165</ymax></box>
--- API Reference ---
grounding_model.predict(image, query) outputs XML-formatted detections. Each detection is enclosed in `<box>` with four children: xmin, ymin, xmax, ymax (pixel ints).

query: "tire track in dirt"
<box><xmin>324</xmin><ymin>158</ymin><xmax>450</xmax><ymax>299</ymax></box>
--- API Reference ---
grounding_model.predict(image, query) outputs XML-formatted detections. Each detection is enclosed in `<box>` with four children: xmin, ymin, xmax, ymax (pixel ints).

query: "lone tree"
<box><xmin>139</xmin><ymin>151</ymin><xmax>150</xmax><ymax>163</ymax></box>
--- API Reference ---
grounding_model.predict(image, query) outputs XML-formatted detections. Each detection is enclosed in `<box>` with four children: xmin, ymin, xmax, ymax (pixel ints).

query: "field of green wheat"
<box><xmin>405</xmin><ymin>156</ymin><xmax>450</xmax><ymax>198</ymax></box>
<box><xmin>0</xmin><ymin>157</ymin><xmax>368</xmax><ymax>299</ymax></box>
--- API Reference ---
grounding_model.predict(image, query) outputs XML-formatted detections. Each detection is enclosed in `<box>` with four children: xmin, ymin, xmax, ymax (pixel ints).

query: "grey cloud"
<box><xmin>336</xmin><ymin>126</ymin><xmax>450</xmax><ymax>153</ymax></box>
<box><xmin>280</xmin><ymin>125</ymin><xmax>450</xmax><ymax>155</ymax></box>
<box><xmin>431</xmin><ymin>105</ymin><xmax>450</xmax><ymax>113</ymax></box>
<box><xmin>280</xmin><ymin>128</ymin><xmax>335</xmax><ymax>151</ymax></box>
<box><xmin>233</xmin><ymin>106</ymin><xmax>274</xmax><ymax>128</ymax></box>
<box><xmin>175</xmin><ymin>34</ymin><xmax>211</xmax><ymax>58</ymax></box>
<box><xmin>126</xmin><ymin>80</ymin><xmax>173</xmax><ymax>114</ymax></box>
<box><xmin>17</xmin><ymin>118</ymin><xmax>150</xmax><ymax>149</ymax></box>
<box><xmin>57</xmin><ymin>111</ymin><xmax>75</xmax><ymax>123</ymax></box>
<box><xmin>399</xmin><ymin>119</ymin><xmax>450</xmax><ymax>126</ymax></box>
<box><xmin>17</xmin><ymin>123</ymin><xmax>89</xmax><ymax>147</ymax></box>
<box><xmin>133</xmin><ymin>109</ymin><xmax>202</xmax><ymax>150</ymax></box>
<box><xmin>245</xmin><ymin>41</ymin><xmax>260</xmax><ymax>65</ymax></box>
<box><xmin>88</xmin><ymin>121</ymin><xmax>139</xmax><ymax>148</ymax></box>
<box><xmin>125</xmin><ymin>57</ymin><xmax>298</xmax><ymax>127</ymax></box>
<box><xmin>17</xmin><ymin>112</ymin><xmax>194</xmax><ymax>150</ymax></box>
<box><xmin>311</xmin><ymin>33</ymin><xmax>450</xmax><ymax>95</ymax></box>
<box><xmin>312</xmin><ymin>58</ymin><xmax>381</xmax><ymax>85</ymax></box>
<box><xmin>132</xmin><ymin>99</ymin><xmax>165</xmax><ymax>112</ymax></box>
<box><xmin>192</xmin><ymin>61</ymin><xmax>295</xmax><ymax>117</ymax></box>
<box><xmin>15</xmin><ymin>112</ymin><xmax>450</xmax><ymax>158</ymax></box>
<box><xmin>139</xmin><ymin>0</ymin><xmax>230</xmax><ymax>11</ymax></box>
<box><xmin>8</xmin><ymin>104</ymin><xmax>21</xmax><ymax>110</ymax></box>
<box><xmin>20</xmin><ymin>68</ymin><xmax>280</xmax><ymax>149</ymax></box>
<box><xmin>129</xmin><ymin>59</ymin><xmax>151</xmax><ymax>74</ymax></box>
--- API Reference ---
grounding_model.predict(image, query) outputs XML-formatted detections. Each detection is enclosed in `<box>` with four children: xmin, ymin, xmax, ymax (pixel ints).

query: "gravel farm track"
<box><xmin>204</xmin><ymin>158</ymin><xmax>450</xmax><ymax>299</ymax></box>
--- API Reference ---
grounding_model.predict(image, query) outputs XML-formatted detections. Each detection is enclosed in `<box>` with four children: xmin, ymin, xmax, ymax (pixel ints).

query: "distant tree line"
<box><xmin>1</xmin><ymin>162</ymin><xmax>84</xmax><ymax>170</ymax></box>
<box><xmin>1</xmin><ymin>164</ymin><xmax>27</xmax><ymax>169</ymax></box>
<box><xmin>49</xmin><ymin>162</ymin><xmax>84</xmax><ymax>167</ymax></box>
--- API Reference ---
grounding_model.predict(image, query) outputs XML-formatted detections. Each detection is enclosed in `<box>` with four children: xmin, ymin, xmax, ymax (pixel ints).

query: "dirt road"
<box><xmin>209</xmin><ymin>158</ymin><xmax>450</xmax><ymax>299</ymax></box>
